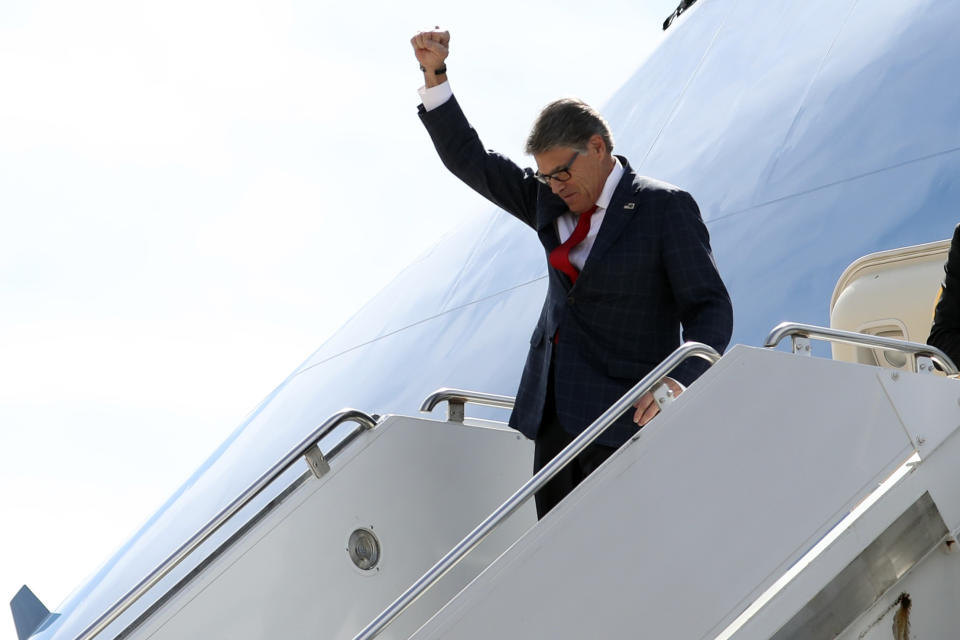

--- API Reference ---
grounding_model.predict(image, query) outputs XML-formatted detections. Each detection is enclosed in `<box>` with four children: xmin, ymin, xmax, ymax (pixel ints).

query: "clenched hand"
<box><xmin>411</xmin><ymin>29</ymin><xmax>450</xmax><ymax>87</ymax></box>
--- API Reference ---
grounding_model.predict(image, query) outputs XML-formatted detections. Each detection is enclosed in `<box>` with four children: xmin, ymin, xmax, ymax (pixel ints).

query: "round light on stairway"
<box><xmin>348</xmin><ymin>528</ymin><xmax>381</xmax><ymax>570</ymax></box>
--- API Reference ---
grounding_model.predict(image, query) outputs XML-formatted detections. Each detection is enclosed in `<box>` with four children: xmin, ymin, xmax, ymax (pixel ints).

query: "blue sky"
<box><xmin>0</xmin><ymin>0</ymin><xmax>675</xmax><ymax>635</ymax></box>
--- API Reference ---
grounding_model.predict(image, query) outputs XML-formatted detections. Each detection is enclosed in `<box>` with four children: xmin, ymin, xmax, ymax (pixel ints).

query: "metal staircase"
<box><xmin>356</xmin><ymin>326</ymin><xmax>960</xmax><ymax>640</ymax></box>
<box><xmin>15</xmin><ymin>324</ymin><xmax>960</xmax><ymax>640</ymax></box>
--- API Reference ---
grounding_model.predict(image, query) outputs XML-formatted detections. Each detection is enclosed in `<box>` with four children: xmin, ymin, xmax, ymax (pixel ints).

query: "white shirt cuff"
<box><xmin>418</xmin><ymin>81</ymin><xmax>453</xmax><ymax>112</ymax></box>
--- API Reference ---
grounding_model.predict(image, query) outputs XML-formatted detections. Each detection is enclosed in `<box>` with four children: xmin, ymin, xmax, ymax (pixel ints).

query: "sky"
<box><xmin>0</xmin><ymin>1</ymin><xmax>677</xmax><ymax>637</ymax></box>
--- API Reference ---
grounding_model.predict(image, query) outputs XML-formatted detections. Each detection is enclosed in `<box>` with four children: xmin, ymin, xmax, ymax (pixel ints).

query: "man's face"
<box><xmin>534</xmin><ymin>135</ymin><xmax>610</xmax><ymax>214</ymax></box>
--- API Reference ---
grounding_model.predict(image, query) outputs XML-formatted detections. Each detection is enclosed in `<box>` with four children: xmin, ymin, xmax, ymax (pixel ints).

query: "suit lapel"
<box><xmin>535</xmin><ymin>191</ymin><xmax>568</xmax><ymax>253</ymax></box>
<box><xmin>576</xmin><ymin>159</ymin><xmax>640</xmax><ymax>285</ymax></box>
<box><xmin>534</xmin><ymin>158</ymin><xmax>639</xmax><ymax>290</ymax></box>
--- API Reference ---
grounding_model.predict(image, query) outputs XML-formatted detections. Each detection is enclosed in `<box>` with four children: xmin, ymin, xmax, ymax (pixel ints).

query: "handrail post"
<box><xmin>792</xmin><ymin>335</ymin><xmax>811</xmax><ymax>356</ymax></box>
<box><xmin>420</xmin><ymin>388</ymin><xmax>516</xmax><ymax>423</ymax></box>
<box><xmin>447</xmin><ymin>399</ymin><xmax>465</xmax><ymax>422</ymax></box>
<box><xmin>354</xmin><ymin>342</ymin><xmax>721</xmax><ymax>640</ymax></box>
<box><xmin>303</xmin><ymin>446</ymin><xmax>331</xmax><ymax>478</ymax></box>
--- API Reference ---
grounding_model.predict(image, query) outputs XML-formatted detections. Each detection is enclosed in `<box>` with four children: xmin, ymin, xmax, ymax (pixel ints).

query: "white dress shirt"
<box><xmin>419</xmin><ymin>81</ymin><xmax>454</xmax><ymax>111</ymax></box>
<box><xmin>555</xmin><ymin>158</ymin><xmax>623</xmax><ymax>270</ymax></box>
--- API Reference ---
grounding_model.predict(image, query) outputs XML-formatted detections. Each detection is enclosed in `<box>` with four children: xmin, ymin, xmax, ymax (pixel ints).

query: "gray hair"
<box><xmin>525</xmin><ymin>98</ymin><xmax>614</xmax><ymax>156</ymax></box>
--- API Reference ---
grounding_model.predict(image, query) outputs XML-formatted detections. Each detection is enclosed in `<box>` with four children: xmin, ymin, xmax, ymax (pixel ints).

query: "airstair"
<box><xmin>13</xmin><ymin>325</ymin><xmax>960</xmax><ymax>640</ymax></box>
<box><xmin>355</xmin><ymin>326</ymin><xmax>960</xmax><ymax>640</ymax></box>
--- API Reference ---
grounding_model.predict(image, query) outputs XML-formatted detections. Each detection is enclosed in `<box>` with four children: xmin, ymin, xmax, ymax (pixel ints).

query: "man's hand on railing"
<box><xmin>633</xmin><ymin>377</ymin><xmax>684</xmax><ymax>425</ymax></box>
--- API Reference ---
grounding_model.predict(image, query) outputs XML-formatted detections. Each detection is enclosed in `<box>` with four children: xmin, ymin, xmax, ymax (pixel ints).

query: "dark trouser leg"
<box><xmin>533</xmin><ymin>407</ymin><xmax>577</xmax><ymax>519</ymax></box>
<box><xmin>533</xmin><ymin>362</ymin><xmax>618</xmax><ymax>520</ymax></box>
<box><xmin>533</xmin><ymin>415</ymin><xmax>619</xmax><ymax>519</ymax></box>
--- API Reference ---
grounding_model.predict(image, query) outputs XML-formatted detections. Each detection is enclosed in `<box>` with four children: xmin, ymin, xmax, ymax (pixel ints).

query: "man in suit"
<box><xmin>412</xmin><ymin>29</ymin><xmax>733</xmax><ymax>519</ymax></box>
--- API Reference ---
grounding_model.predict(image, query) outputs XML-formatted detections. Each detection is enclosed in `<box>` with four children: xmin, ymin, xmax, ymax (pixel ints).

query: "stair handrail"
<box><xmin>420</xmin><ymin>388</ymin><xmax>516</xmax><ymax>422</ymax></box>
<box><xmin>352</xmin><ymin>341</ymin><xmax>721</xmax><ymax>640</ymax></box>
<box><xmin>74</xmin><ymin>408</ymin><xmax>378</xmax><ymax>640</ymax></box>
<box><xmin>763</xmin><ymin>321</ymin><xmax>958</xmax><ymax>375</ymax></box>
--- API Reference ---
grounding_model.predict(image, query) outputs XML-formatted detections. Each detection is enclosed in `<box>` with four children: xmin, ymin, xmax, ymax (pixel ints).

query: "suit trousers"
<box><xmin>533</xmin><ymin>358</ymin><xmax>619</xmax><ymax>520</ymax></box>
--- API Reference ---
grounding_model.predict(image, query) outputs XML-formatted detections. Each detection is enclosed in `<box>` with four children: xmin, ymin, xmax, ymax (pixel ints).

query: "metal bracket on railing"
<box><xmin>419</xmin><ymin>388</ymin><xmax>516</xmax><ymax>423</ymax></box>
<box><xmin>764</xmin><ymin>322</ymin><xmax>958</xmax><ymax>375</ymax></box>
<box><xmin>355</xmin><ymin>342</ymin><xmax>721</xmax><ymax>640</ymax></box>
<box><xmin>792</xmin><ymin>335</ymin><xmax>812</xmax><ymax>356</ymax></box>
<box><xmin>303</xmin><ymin>446</ymin><xmax>331</xmax><ymax>478</ymax></box>
<box><xmin>303</xmin><ymin>410</ymin><xmax>379</xmax><ymax>478</ymax></box>
<box><xmin>652</xmin><ymin>381</ymin><xmax>678</xmax><ymax>409</ymax></box>
<box><xmin>73</xmin><ymin>408</ymin><xmax>378</xmax><ymax>640</ymax></box>
<box><xmin>638</xmin><ymin>381</ymin><xmax>681</xmax><ymax>442</ymax></box>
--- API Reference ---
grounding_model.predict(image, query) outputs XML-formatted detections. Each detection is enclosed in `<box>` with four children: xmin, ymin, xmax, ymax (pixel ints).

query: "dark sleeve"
<box><xmin>419</xmin><ymin>96</ymin><xmax>540</xmax><ymax>228</ymax></box>
<box><xmin>658</xmin><ymin>191</ymin><xmax>734</xmax><ymax>386</ymax></box>
<box><xmin>927</xmin><ymin>224</ymin><xmax>960</xmax><ymax>368</ymax></box>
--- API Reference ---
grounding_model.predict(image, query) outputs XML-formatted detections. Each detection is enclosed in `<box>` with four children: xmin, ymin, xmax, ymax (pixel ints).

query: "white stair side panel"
<box><xmin>120</xmin><ymin>416</ymin><xmax>534</xmax><ymax>640</ymax></box>
<box><xmin>734</xmin><ymin>415</ymin><xmax>960</xmax><ymax>639</ymax></box>
<box><xmin>877</xmin><ymin>367</ymin><xmax>960</xmax><ymax>459</ymax></box>
<box><xmin>410</xmin><ymin>346</ymin><xmax>916</xmax><ymax>640</ymax></box>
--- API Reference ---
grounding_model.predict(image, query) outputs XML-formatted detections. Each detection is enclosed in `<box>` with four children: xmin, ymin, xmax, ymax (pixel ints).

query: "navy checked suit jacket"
<box><xmin>420</xmin><ymin>96</ymin><xmax>733</xmax><ymax>447</ymax></box>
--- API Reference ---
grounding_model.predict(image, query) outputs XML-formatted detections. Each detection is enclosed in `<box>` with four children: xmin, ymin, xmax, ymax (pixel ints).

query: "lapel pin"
<box><xmin>623</xmin><ymin>202</ymin><xmax>636</xmax><ymax>210</ymax></box>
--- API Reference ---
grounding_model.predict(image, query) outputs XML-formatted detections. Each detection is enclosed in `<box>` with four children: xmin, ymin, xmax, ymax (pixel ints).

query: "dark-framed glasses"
<box><xmin>534</xmin><ymin>150</ymin><xmax>580</xmax><ymax>185</ymax></box>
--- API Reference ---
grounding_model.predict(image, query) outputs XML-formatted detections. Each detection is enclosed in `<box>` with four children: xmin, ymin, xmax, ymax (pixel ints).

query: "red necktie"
<box><xmin>549</xmin><ymin>205</ymin><xmax>598</xmax><ymax>285</ymax></box>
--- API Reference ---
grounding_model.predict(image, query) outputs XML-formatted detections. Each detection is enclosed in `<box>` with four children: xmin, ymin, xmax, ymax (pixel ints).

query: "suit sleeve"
<box><xmin>419</xmin><ymin>96</ymin><xmax>540</xmax><ymax>228</ymax></box>
<box><xmin>928</xmin><ymin>224</ymin><xmax>960</xmax><ymax>369</ymax></box>
<box><xmin>659</xmin><ymin>191</ymin><xmax>734</xmax><ymax>386</ymax></box>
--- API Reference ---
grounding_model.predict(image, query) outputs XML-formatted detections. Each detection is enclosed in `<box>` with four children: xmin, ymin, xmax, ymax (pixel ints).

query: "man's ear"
<box><xmin>589</xmin><ymin>134</ymin><xmax>607</xmax><ymax>156</ymax></box>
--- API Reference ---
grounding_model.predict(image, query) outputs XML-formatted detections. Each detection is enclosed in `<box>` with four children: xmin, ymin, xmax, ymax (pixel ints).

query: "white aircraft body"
<box><xmin>11</xmin><ymin>0</ymin><xmax>960</xmax><ymax>638</ymax></box>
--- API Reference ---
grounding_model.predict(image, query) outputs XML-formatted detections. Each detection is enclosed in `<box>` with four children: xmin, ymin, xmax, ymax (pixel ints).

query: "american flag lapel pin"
<box><xmin>623</xmin><ymin>202</ymin><xmax>636</xmax><ymax>210</ymax></box>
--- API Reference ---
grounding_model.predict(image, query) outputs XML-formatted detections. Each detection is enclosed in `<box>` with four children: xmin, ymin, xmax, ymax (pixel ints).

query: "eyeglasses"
<box><xmin>534</xmin><ymin>151</ymin><xmax>579</xmax><ymax>185</ymax></box>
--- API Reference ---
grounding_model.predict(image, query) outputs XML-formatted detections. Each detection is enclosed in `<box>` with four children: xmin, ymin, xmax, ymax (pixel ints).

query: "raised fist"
<box><xmin>411</xmin><ymin>29</ymin><xmax>450</xmax><ymax>71</ymax></box>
